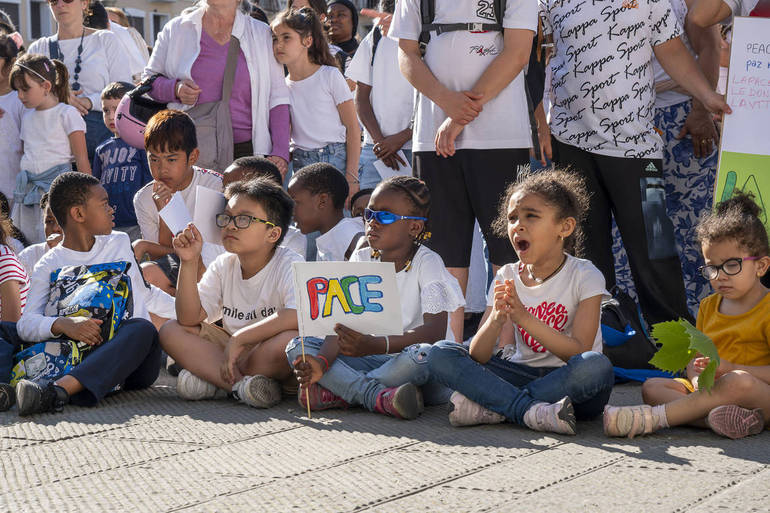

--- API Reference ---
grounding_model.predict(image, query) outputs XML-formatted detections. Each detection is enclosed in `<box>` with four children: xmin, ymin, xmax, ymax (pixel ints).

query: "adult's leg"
<box><xmin>654</xmin><ymin>101</ymin><xmax>718</xmax><ymax>316</ymax></box>
<box><xmin>551</xmin><ymin>139</ymin><xmax>615</xmax><ymax>286</ymax></box>
<box><xmin>427</xmin><ymin>341</ymin><xmax>538</xmax><ymax>424</ymax></box>
<box><xmin>596</xmin><ymin>154</ymin><xmax>691</xmax><ymax>324</ymax></box>
<box><xmin>67</xmin><ymin>318</ymin><xmax>160</xmax><ymax>405</ymax></box>
<box><xmin>414</xmin><ymin>151</ymin><xmax>475</xmax><ymax>341</ymax></box>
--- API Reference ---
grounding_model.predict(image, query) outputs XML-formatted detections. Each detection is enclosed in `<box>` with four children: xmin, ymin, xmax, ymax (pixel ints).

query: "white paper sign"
<box><xmin>373</xmin><ymin>150</ymin><xmax>412</xmax><ymax>181</ymax></box>
<box><xmin>292</xmin><ymin>261</ymin><xmax>403</xmax><ymax>338</ymax></box>
<box><xmin>158</xmin><ymin>192</ymin><xmax>192</xmax><ymax>235</ymax></box>
<box><xmin>193</xmin><ymin>186</ymin><xmax>227</xmax><ymax>245</ymax></box>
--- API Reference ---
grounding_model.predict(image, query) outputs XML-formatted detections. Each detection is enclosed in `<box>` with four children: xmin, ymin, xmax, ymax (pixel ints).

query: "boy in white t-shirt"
<box><xmin>346</xmin><ymin>0</ymin><xmax>414</xmax><ymax>190</ymax></box>
<box><xmin>390</xmin><ymin>0</ymin><xmax>537</xmax><ymax>341</ymax></box>
<box><xmin>132</xmin><ymin>110</ymin><xmax>223</xmax><ymax>296</ymax></box>
<box><xmin>288</xmin><ymin>163</ymin><xmax>364</xmax><ymax>262</ymax></box>
<box><xmin>17</xmin><ymin>193</ymin><xmax>63</xmax><ymax>275</ymax></box>
<box><xmin>160</xmin><ymin>178</ymin><xmax>302</xmax><ymax>408</ymax></box>
<box><xmin>9</xmin><ymin>172</ymin><xmax>175</xmax><ymax>416</ymax></box>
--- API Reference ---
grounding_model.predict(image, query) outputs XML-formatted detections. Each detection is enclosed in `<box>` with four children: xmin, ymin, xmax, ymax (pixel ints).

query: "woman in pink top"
<box><xmin>144</xmin><ymin>0</ymin><xmax>291</xmax><ymax>177</ymax></box>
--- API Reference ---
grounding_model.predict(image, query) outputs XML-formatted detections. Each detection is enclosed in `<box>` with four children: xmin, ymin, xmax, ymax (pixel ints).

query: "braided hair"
<box><xmin>375</xmin><ymin>176</ymin><xmax>431</xmax><ymax>269</ymax></box>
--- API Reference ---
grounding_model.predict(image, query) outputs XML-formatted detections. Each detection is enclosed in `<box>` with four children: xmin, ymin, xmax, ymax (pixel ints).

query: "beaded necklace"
<box><xmin>70</xmin><ymin>28</ymin><xmax>85</xmax><ymax>91</ymax></box>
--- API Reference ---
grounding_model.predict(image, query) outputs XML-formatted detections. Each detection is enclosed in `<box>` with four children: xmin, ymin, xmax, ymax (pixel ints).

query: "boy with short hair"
<box><xmin>132</xmin><ymin>110</ymin><xmax>223</xmax><ymax>295</ymax></box>
<box><xmin>93</xmin><ymin>82</ymin><xmax>153</xmax><ymax>242</ymax></box>
<box><xmin>3</xmin><ymin>172</ymin><xmax>175</xmax><ymax>415</ymax></box>
<box><xmin>17</xmin><ymin>193</ymin><xmax>63</xmax><ymax>275</ymax></box>
<box><xmin>160</xmin><ymin>178</ymin><xmax>301</xmax><ymax>407</ymax></box>
<box><xmin>287</xmin><ymin>163</ymin><xmax>364</xmax><ymax>262</ymax></box>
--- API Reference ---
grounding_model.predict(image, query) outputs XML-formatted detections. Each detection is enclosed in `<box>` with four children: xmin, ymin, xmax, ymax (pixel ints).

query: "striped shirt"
<box><xmin>0</xmin><ymin>243</ymin><xmax>30</xmax><ymax>316</ymax></box>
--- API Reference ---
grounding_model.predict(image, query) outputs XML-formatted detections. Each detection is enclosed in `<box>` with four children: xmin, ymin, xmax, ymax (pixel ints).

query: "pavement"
<box><xmin>1</xmin><ymin>374</ymin><xmax>768</xmax><ymax>513</ymax></box>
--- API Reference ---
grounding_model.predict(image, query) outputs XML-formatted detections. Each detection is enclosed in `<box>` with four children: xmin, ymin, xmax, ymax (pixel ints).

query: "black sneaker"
<box><xmin>0</xmin><ymin>383</ymin><xmax>15</xmax><ymax>412</ymax></box>
<box><xmin>16</xmin><ymin>380</ymin><xmax>69</xmax><ymax>416</ymax></box>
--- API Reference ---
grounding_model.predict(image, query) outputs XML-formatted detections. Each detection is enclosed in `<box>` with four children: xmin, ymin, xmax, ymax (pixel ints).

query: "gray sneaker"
<box><xmin>232</xmin><ymin>375</ymin><xmax>281</xmax><ymax>408</ymax></box>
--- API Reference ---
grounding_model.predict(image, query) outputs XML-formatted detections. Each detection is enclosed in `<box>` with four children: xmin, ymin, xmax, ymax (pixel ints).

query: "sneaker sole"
<box><xmin>244</xmin><ymin>376</ymin><xmax>281</xmax><ymax>408</ymax></box>
<box><xmin>707</xmin><ymin>406</ymin><xmax>765</xmax><ymax>439</ymax></box>
<box><xmin>0</xmin><ymin>384</ymin><xmax>15</xmax><ymax>412</ymax></box>
<box><xmin>16</xmin><ymin>381</ymin><xmax>40</xmax><ymax>417</ymax></box>
<box><xmin>392</xmin><ymin>383</ymin><xmax>421</xmax><ymax>420</ymax></box>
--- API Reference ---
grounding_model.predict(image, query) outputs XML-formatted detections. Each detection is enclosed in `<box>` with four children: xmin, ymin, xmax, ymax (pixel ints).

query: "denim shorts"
<box><xmin>291</xmin><ymin>142</ymin><xmax>347</xmax><ymax>175</ymax></box>
<box><xmin>358</xmin><ymin>143</ymin><xmax>413</xmax><ymax>190</ymax></box>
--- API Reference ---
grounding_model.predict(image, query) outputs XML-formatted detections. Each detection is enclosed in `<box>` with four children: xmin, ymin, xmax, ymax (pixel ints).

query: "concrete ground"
<box><xmin>1</xmin><ymin>374</ymin><xmax>768</xmax><ymax>512</ymax></box>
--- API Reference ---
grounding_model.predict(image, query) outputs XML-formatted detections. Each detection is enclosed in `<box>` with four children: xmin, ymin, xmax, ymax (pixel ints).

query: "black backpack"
<box><xmin>417</xmin><ymin>0</ymin><xmax>542</xmax><ymax>159</ymax></box>
<box><xmin>601</xmin><ymin>286</ymin><xmax>659</xmax><ymax>370</ymax></box>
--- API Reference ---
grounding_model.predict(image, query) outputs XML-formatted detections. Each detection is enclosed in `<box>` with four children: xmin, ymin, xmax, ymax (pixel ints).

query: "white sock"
<box><xmin>652</xmin><ymin>404</ymin><xmax>669</xmax><ymax>429</ymax></box>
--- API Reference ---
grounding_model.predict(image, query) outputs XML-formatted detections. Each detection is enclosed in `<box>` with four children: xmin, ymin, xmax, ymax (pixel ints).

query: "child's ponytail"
<box><xmin>273</xmin><ymin>7</ymin><xmax>339</xmax><ymax>68</ymax></box>
<box><xmin>697</xmin><ymin>191</ymin><xmax>770</xmax><ymax>257</ymax></box>
<box><xmin>51</xmin><ymin>58</ymin><xmax>70</xmax><ymax>104</ymax></box>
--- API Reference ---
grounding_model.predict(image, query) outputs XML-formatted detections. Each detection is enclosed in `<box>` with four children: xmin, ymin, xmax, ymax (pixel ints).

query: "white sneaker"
<box><xmin>523</xmin><ymin>397</ymin><xmax>576</xmax><ymax>435</ymax></box>
<box><xmin>177</xmin><ymin>370</ymin><xmax>218</xmax><ymax>400</ymax></box>
<box><xmin>448</xmin><ymin>391</ymin><xmax>505</xmax><ymax>427</ymax></box>
<box><xmin>232</xmin><ymin>375</ymin><xmax>281</xmax><ymax>408</ymax></box>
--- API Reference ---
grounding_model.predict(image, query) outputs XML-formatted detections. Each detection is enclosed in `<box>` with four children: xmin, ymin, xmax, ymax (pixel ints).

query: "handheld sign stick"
<box><xmin>301</xmin><ymin>337</ymin><xmax>311</xmax><ymax>419</ymax></box>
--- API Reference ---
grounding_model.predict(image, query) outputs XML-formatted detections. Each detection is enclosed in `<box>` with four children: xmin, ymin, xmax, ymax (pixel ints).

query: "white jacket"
<box><xmin>143</xmin><ymin>7</ymin><xmax>289</xmax><ymax>156</ymax></box>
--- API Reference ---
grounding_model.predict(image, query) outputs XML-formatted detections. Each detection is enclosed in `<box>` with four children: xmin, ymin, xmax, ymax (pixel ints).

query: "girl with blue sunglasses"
<box><xmin>287</xmin><ymin>176</ymin><xmax>465</xmax><ymax>419</ymax></box>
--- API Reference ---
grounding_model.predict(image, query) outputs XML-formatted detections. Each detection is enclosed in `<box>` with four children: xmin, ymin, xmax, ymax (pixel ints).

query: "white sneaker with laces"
<box><xmin>176</xmin><ymin>370</ymin><xmax>218</xmax><ymax>401</ymax></box>
<box><xmin>232</xmin><ymin>375</ymin><xmax>281</xmax><ymax>408</ymax></box>
<box><xmin>448</xmin><ymin>391</ymin><xmax>505</xmax><ymax>427</ymax></box>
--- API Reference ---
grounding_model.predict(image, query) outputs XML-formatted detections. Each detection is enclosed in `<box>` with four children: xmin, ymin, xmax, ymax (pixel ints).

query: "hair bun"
<box><xmin>716</xmin><ymin>190</ymin><xmax>763</xmax><ymax>219</ymax></box>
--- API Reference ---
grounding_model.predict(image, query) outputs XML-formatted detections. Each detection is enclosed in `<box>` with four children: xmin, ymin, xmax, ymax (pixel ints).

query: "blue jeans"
<box><xmin>358</xmin><ymin>143</ymin><xmax>413</xmax><ymax>190</ymax></box>
<box><xmin>291</xmin><ymin>142</ymin><xmax>347</xmax><ymax>174</ymax></box>
<box><xmin>286</xmin><ymin>337</ymin><xmax>449</xmax><ymax>411</ymax></box>
<box><xmin>0</xmin><ymin>321</ymin><xmax>22</xmax><ymax>383</ymax></box>
<box><xmin>428</xmin><ymin>341</ymin><xmax>614</xmax><ymax>425</ymax></box>
<box><xmin>84</xmin><ymin>110</ymin><xmax>112</xmax><ymax>167</ymax></box>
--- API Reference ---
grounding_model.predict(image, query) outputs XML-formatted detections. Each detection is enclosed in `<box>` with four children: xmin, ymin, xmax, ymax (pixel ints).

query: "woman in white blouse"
<box><xmin>28</xmin><ymin>0</ymin><xmax>132</xmax><ymax>164</ymax></box>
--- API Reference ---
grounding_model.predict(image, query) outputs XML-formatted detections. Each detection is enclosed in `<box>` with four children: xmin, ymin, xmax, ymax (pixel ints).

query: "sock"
<box><xmin>652</xmin><ymin>404</ymin><xmax>669</xmax><ymax>429</ymax></box>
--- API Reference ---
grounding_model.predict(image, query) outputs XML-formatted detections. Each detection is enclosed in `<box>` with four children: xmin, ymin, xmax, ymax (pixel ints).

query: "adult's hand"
<box><xmin>434</xmin><ymin>118</ymin><xmax>465</xmax><ymax>157</ymax></box>
<box><xmin>677</xmin><ymin>104</ymin><xmax>719</xmax><ymax>158</ymax></box>
<box><xmin>267</xmin><ymin>155</ymin><xmax>289</xmax><ymax>178</ymax></box>
<box><xmin>175</xmin><ymin>79</ymin><xmax>201</xmax><ymax>105</ymax></box>
<box><xmin>438</xmin><ymin>90</ymin><xmax>483</xmax><ymax>125</ymax></box>
<box><xmin>373</xmin><ymin>134</ymin><xmax>408</xmax><ymax>170</ymax></box>
<box><xmin>69</xmin><ymin>90</ymin><xmax>92</xmax><ymax>115</ymax></box>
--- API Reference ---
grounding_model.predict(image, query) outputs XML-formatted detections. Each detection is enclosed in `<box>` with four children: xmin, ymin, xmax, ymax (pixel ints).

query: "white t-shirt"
<box><xmin>316</xmin><ymin>217</ymin><xmax>365</xmax><ymax>262</ymax></box>
<box><xmin>17</xmin><ymin>232</ymin><xmax>176</xmax><ymax>342</ymax></box>
<box><xmin>28</xmin><ymin>30</ymin><xmax>133</xmax><ymax>113</ymax></box>
<box><xmin>390</xmin><ymin>0</ymin><xmax>536</xmax><ymax>152</ymax></box>
<box><xmin>133</xmin><ymin>166</ymin><xmax>224</xmax><ymax>266</ymax></box>
<box><xmin>352</xmin><ymin>245</ymin><xmax>465</xmax><ymax>340</ymax></box>
<box><xmin>110</xmin><ymin>22</ymin><xmax>148</xmax><ymax>79</ymax></box>
<box><xmin>197</xmin><ymin>246</ymin><xmax>301</xmax><ymax>335</ymax></box>
<box><xmin>287</xmin><ymin>65</ymin><xmax>353</xmax><ymax>151</ymax></box>
<box><xmin>487</xmin><ymin>254</ymin><xmax>608</xmax><ymax>367</ymax></box>
<box><xmin>18</xmin><ymin>242</ymin><xmax>50</xmax><ymax>276</ymax></box>
<box><xmin>345</xmin><ymin>28</ymin><xmax>414</xmax><ymax>149</ymax></box>
<box><xmin>653</xmin><ymin>0</ymin><xmax>693</xmax><ymax>108</ymax></box>
<box><xmin>0</xmin><ymin>91</ymin><xmax>24</xmax><ymax>202</ymax></box>
<box><xmin>19</xmin><ymin>103</ymin><xmax>85</xmax><ymax>175</ymax></box>
<box><xmin>282</xmin><ymin>225</ymin><xmax>307</xmax><ymax>260</ymax></box>
<box><xmin>541</xmin><ymin>0</ymin><xmax>681</xmax><ymax>159</ymax></box>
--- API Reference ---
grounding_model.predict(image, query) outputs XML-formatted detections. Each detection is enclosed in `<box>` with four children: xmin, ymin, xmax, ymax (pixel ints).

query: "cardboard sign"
<box><xmin>193</xmin><ymin>186</ymin><xmax>227</xmax><ymax>245</ymax></box>
<box><xmin>715</xmin><ymin>17</ymin><xmax>770</xmax><ymax>233</ymax></box>
<box><xmin>292</xmin><ymin>261</ymin><xmax>403</xmax><ymax>338</ymax></box>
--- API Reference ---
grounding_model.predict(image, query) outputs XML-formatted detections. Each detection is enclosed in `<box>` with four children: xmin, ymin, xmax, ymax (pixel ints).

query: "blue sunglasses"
<box><xmin>364</xmin><ymin>208</ymin><xmax>427</xmax><ymax>225</ymax></box>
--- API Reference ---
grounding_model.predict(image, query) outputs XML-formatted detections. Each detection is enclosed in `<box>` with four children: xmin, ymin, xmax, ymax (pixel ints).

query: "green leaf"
<box><xmin>648</xmin><ymin>319</ymin><xmax>721</xmax><ymax>393</ymax></box>
<box><xmin>649</xmin><ymin>320</ymin><xmax>696</xmax><ymax>372</ymax></box>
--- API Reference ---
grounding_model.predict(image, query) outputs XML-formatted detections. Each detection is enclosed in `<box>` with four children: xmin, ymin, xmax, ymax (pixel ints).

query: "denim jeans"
<box><xmin>291</xmin><ymin>142</ymin><xmax>347</xmax><ymax>174</ymax></box>
<box><xmin>84</xmin><ymin>110</ymin><xmax>112</xmax><ymax>167</ymax></box>
<box><xmin>358</xmin><ymin>143</ymin><xmax>413</xmax><ymax>190</ymax></box>
<box><xmin>286</xmin><ymin>337</ymin><xmax>449</xmax><ymax>411</ymax></box>
<box><xmin>0</xmin><ymin>321</ymin><xmax>22</xmax><ymax>383</ymax></box>
<box><xmin>427</xmin><ymin>341</ymin><xmax>614</xmax><ymax>424</ymax></box>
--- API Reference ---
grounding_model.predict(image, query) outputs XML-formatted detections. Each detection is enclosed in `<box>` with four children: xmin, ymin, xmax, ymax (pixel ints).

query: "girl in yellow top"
<box><xmin>604</xmin><ymin>191</ymin><xmax>770</xmax><ymax>439</ymax></box>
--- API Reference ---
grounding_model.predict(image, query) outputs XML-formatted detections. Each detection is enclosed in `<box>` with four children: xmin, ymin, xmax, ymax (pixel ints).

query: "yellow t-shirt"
<box><xmin>696</xmin><ymin>292</ymin><xmax>770</xmax><ymax>366</ymax></box>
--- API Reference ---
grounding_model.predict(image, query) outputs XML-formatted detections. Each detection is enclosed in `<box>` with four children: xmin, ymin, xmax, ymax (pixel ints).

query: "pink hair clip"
<box><xmin>9</xmin><ymin>31</ymin><xmax>23</xmax><ymax>50</ymax></box>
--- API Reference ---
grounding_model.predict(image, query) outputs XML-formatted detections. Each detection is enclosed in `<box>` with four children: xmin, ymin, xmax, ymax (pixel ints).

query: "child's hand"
<box><xmin>500</xmin><ymin>279</ymin><xmax>528</xmax><ymax>324</ymax></box>
<box><xmin>292</xmin><ymin>355</ymin><xmax>324</xmax><ymax>388</ymax></box>
<box><xmin>56</xmin><ymin>316</ymin><xmax>104</xmax><ymax>346</ymax></box>
<box><xmin>152</xmin><ymin>181</ymin><xmax>174</xmax><ymax>210</ymax></box>
<box><xmin>335</xmin><ymin>324</ymin><xmax>380</xmax><ymax>357</ymax></box>
<box><xmin>693</xmin><ymin>356</ymin><xmax>733</xmax><ymax>378</ymax></box>
<box><xmin>220</xmin><ymin>339</ymin><xmax>245</xmax><ymax>386</ymax></box>
<box><xmin>172</xmin><ymin>223</ymin><xmax>203</xmax><ymax>262</ymax></box>
<box><xmin>490</xmin><ymin>281</ymin><xmax>512</xmax><ymax>326</ymax></box>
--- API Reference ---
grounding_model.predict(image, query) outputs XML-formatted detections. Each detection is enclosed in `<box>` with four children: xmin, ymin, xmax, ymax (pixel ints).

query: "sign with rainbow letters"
<box><xmin>291</xmin><ymin>261</ymin><xmax>403</xmax><ymax>338</ymax></box>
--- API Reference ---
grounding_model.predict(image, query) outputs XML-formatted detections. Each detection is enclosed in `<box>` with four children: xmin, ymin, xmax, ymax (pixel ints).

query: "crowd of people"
<box><xmin>0</xmin><ymin>0</ymin><xmax>767</xmax><ymax>442</ymax></box>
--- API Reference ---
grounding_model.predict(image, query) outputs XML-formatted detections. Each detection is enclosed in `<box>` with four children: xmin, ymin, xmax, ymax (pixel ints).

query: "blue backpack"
<box><xmin>10</xmin><ymin>261</ymin><xmax>134</xmax><ymax>385</ymax></box>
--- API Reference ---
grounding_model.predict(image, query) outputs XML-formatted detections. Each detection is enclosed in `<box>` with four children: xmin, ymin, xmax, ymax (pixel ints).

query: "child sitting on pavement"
<box><xmin>288</xmin><ymin>162</ymin><xmax>364</xmax><ymax>261</ymax></box>
<box><xmin>605</xmin><ymin>192</ymin><xmax>770</xmax><ymax>439</ymax></box>
<box><xmin>160</xmin><ymin>178</ymin><xmax>302</xmax><ymax>408</ymax></box>
<box><xmin>0</xmin><ymin>172</ymin><xmax>174</xmax><ymax>415</ymax></box>
<box><xmin>132</xmin><ymin>110</ymin><xmax>223</xmax><ymax>295</ymax></box>
<box><xmin>17</xmin><ymin>193</ymin><xmax>62</xmax><ymax>275</ymax></box>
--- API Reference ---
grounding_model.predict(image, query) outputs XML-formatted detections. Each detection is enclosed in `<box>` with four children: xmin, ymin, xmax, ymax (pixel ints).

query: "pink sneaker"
<box><xmin>298</xmin><ymin>384</ymin><xmax>348</xmax><ymax>411</ymax></box>
<box><xmin>374</xmin><ymin>383</ymin><xmax>422</xmax><ymax>420</ymax></box>
<box><xmin>707</xmin><ymin>405</ymin><xmax>765</xmax><ymax>439</ymax></box>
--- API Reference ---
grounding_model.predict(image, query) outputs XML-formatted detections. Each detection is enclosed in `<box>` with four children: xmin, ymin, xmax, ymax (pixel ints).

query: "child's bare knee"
<box><xmin>641</xmin><ymin>378</ymin><xmax>670</xmax><ymax>403</ymax></box>
<box><xmin>715</xmin><ymin>370</ymin><xmax>758</xmax><ymax>399</ymax></box>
